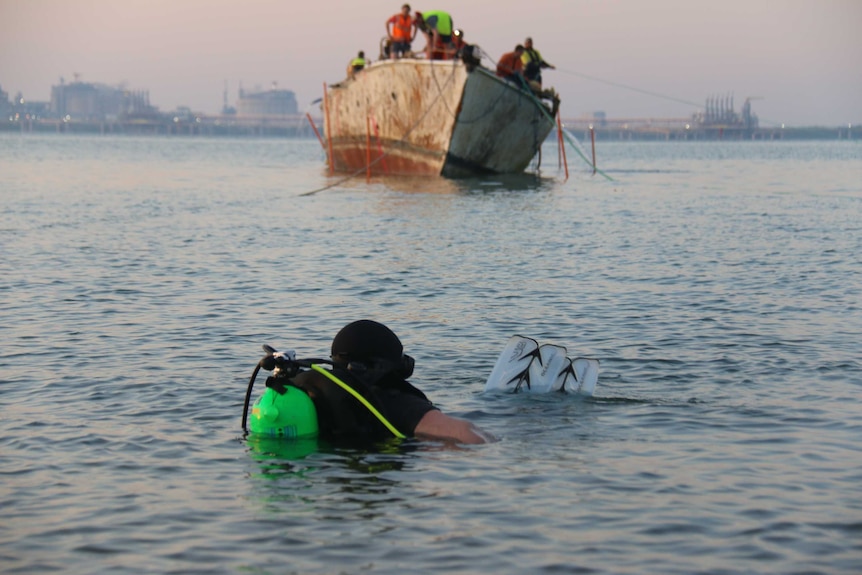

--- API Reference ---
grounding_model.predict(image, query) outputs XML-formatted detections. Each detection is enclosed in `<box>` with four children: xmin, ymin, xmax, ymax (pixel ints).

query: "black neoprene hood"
<box><xmin>331</xmin><ymin>320</ymin><xmax>404</xmax><ymax>362</ymax></box>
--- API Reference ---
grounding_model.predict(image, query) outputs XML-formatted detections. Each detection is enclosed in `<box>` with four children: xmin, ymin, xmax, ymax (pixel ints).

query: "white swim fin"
<box><xmin>556</xmin><ymin>357</ymin><xmax>600</xmax><ymax>396</ymax></box>
<box><xmin>484</xmin><ymin>335</ymin><xmax>539</xmax><ymax>393</ymax></box>
<box><xmin>526</xmin><ymin>344</ymin><xmax>569</xmax><ymax>393</ymax></box>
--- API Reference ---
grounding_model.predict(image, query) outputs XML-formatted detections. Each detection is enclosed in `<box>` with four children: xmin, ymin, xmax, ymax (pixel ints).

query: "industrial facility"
<box><xmin>233</xmin><ymin>83</ymin><xmax>298</xmax><ymax>118</ymax></box>
<box><xmin>50</xmin><ymin>75</ymin><xmax>157</xmax><ymax>121</ymax></box>
<box><xmin>2</xmin><ymin>76</ymin><xmax>308</xmax><ymax>136</ymax></box>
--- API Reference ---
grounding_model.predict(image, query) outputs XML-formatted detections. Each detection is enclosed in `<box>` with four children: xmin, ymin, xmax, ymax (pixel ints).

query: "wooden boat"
<box><xmin>322</xmin><ymin>58</ymin><xmax>558</xmax><ymax>177</ymax></box>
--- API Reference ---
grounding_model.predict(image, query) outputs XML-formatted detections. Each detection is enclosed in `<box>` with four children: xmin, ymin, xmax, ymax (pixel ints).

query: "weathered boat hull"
<box><xmin>323</xmin><ymin>60</ymin><xmax>556</xmax><ymax>177</ymax></box>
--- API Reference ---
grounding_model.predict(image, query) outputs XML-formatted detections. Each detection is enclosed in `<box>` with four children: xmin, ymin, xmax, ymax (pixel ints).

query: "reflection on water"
<box><xmin>247</xmin><ymin>436</ymin><xmax>322</xmax><ymax>468</ymax></box>
<box><xmin>333</xmin><ymin>172</ymin><xmax>557</xmax><ymax>195</ymax></box>
<box><xmin>247</xmin><ymin>436</ymin><xmax>423</xmax><ymax>522</ymax></box>
<box><xmin>455</xmin><ymin>172</ymin><xmax>558</xmax><ymax>193</ymax></box>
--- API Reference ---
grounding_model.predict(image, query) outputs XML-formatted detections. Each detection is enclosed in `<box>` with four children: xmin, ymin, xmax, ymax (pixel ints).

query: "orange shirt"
<box><xmin>496</xmin><ymin>51</ymin><xmax>524</xmax><ymax>77</ymax></box>
<box><xmin>388</xmin><ymin>14</ymin><xmax>413</xmax><ymax>42</ymax></box>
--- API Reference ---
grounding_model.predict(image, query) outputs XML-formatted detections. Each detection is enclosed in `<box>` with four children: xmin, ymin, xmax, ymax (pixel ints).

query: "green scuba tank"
<box><xmin>249</xmin><ymin>386</ymin><xmax>319</xmax><ymax>438</ymax></box>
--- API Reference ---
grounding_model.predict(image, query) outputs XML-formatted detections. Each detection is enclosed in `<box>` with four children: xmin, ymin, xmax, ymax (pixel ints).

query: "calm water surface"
<box><xmin>2</xmin><ymin>134</ymin><xmax>861</xmax><ymax>574</ymax></box>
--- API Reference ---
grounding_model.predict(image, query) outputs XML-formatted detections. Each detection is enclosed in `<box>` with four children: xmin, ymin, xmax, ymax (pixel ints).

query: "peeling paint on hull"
<box><xmin>324</xmin><ymin>60</ymin><xmax>556</xmax><ymax>177</ymax></box>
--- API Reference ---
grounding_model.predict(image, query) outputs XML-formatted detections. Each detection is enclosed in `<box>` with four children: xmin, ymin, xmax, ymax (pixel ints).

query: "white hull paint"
<box><xmin>323</xmin><ymin>59</ymin><xmax>557</xmax><ymax>177</ymax></box>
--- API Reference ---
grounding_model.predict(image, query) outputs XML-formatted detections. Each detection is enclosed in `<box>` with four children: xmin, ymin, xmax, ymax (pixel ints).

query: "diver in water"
<box><xmin>248</xmin><ymin>320</ymin><xmax>492</xmax><ymax>445</ymax></box>
<box><xmin>328</xmin><ymin>320</ymin><xmax>492</xmax><ymax>444</ymax></box>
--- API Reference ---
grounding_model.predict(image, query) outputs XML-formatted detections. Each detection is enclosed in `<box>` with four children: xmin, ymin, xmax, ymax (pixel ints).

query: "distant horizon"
<box><xmin>2</xmin><ymin>0</ymin><xmax>860</xmax><ymax>127</ymax></box>
<box><xmin>2</xmin><ymin>73</ymin><xmax>856</xmax><ymax>130</ymax></box>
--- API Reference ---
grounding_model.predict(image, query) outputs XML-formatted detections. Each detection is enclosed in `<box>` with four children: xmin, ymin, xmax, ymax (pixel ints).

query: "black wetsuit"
<box><xmin>290</xmin><ymin>368</ymin><xmax>437</xmax><ymax>442</ymax></box>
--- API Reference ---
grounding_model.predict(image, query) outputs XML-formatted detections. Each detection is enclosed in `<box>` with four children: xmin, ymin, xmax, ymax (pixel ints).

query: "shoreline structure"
<box><xmin>1</xmin><ymin>116</ymin><xmax>856</xmax><ymax>141</ymax></box>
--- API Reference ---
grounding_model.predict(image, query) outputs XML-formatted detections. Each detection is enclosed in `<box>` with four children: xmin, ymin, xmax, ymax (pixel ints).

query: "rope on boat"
<box><xmin>298</xmin><ymin>68</ymin><xmax>454</xmax><ymax>197</ymax></box>
<box><xmin>474</xmin><ymin>47</ymin><xmax>613</xmax><ymax>181</ymax></box>
<box><xmin>429</xmin><ymin>57</ymin><xmax>517</xmax><ymax>125</ymax></box>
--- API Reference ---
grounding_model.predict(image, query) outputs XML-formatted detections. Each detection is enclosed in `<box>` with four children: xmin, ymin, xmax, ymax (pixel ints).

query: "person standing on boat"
<box><xmin>347</xmin><ymin>51</ymin><xmax>367</xmax><ymax>78</ymax></box>
<box><xmin>386</xmin><ymin>4</ymin><xmax>417</xmax><ymax>59</ymax></box>
<box><xmin>414</xmin><ymin>10</ymin><xmax>455</xmax><ymax>60</ymax></box>
<box><xmin>496</xmin><ymin>44</ymin><xmax>526</xmax><ymax>84</ymax></box>
<box><xmin>521</xmin><ymin>36</ymin><xmax>555</xmax><ymax>88</ymax></box>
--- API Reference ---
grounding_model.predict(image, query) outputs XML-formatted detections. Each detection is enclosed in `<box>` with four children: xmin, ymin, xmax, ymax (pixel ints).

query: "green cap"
<box><xmin>249</xmin><ymin>386</ymin><xmax>319</xmax><ymax>438</ymax></box>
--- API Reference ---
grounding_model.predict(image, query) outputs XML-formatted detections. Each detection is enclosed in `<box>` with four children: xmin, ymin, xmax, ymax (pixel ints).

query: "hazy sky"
<box><xmin>2</xmin><ymin>0</ymin><xmax>860</xmax><ymax>126</ymax></box>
